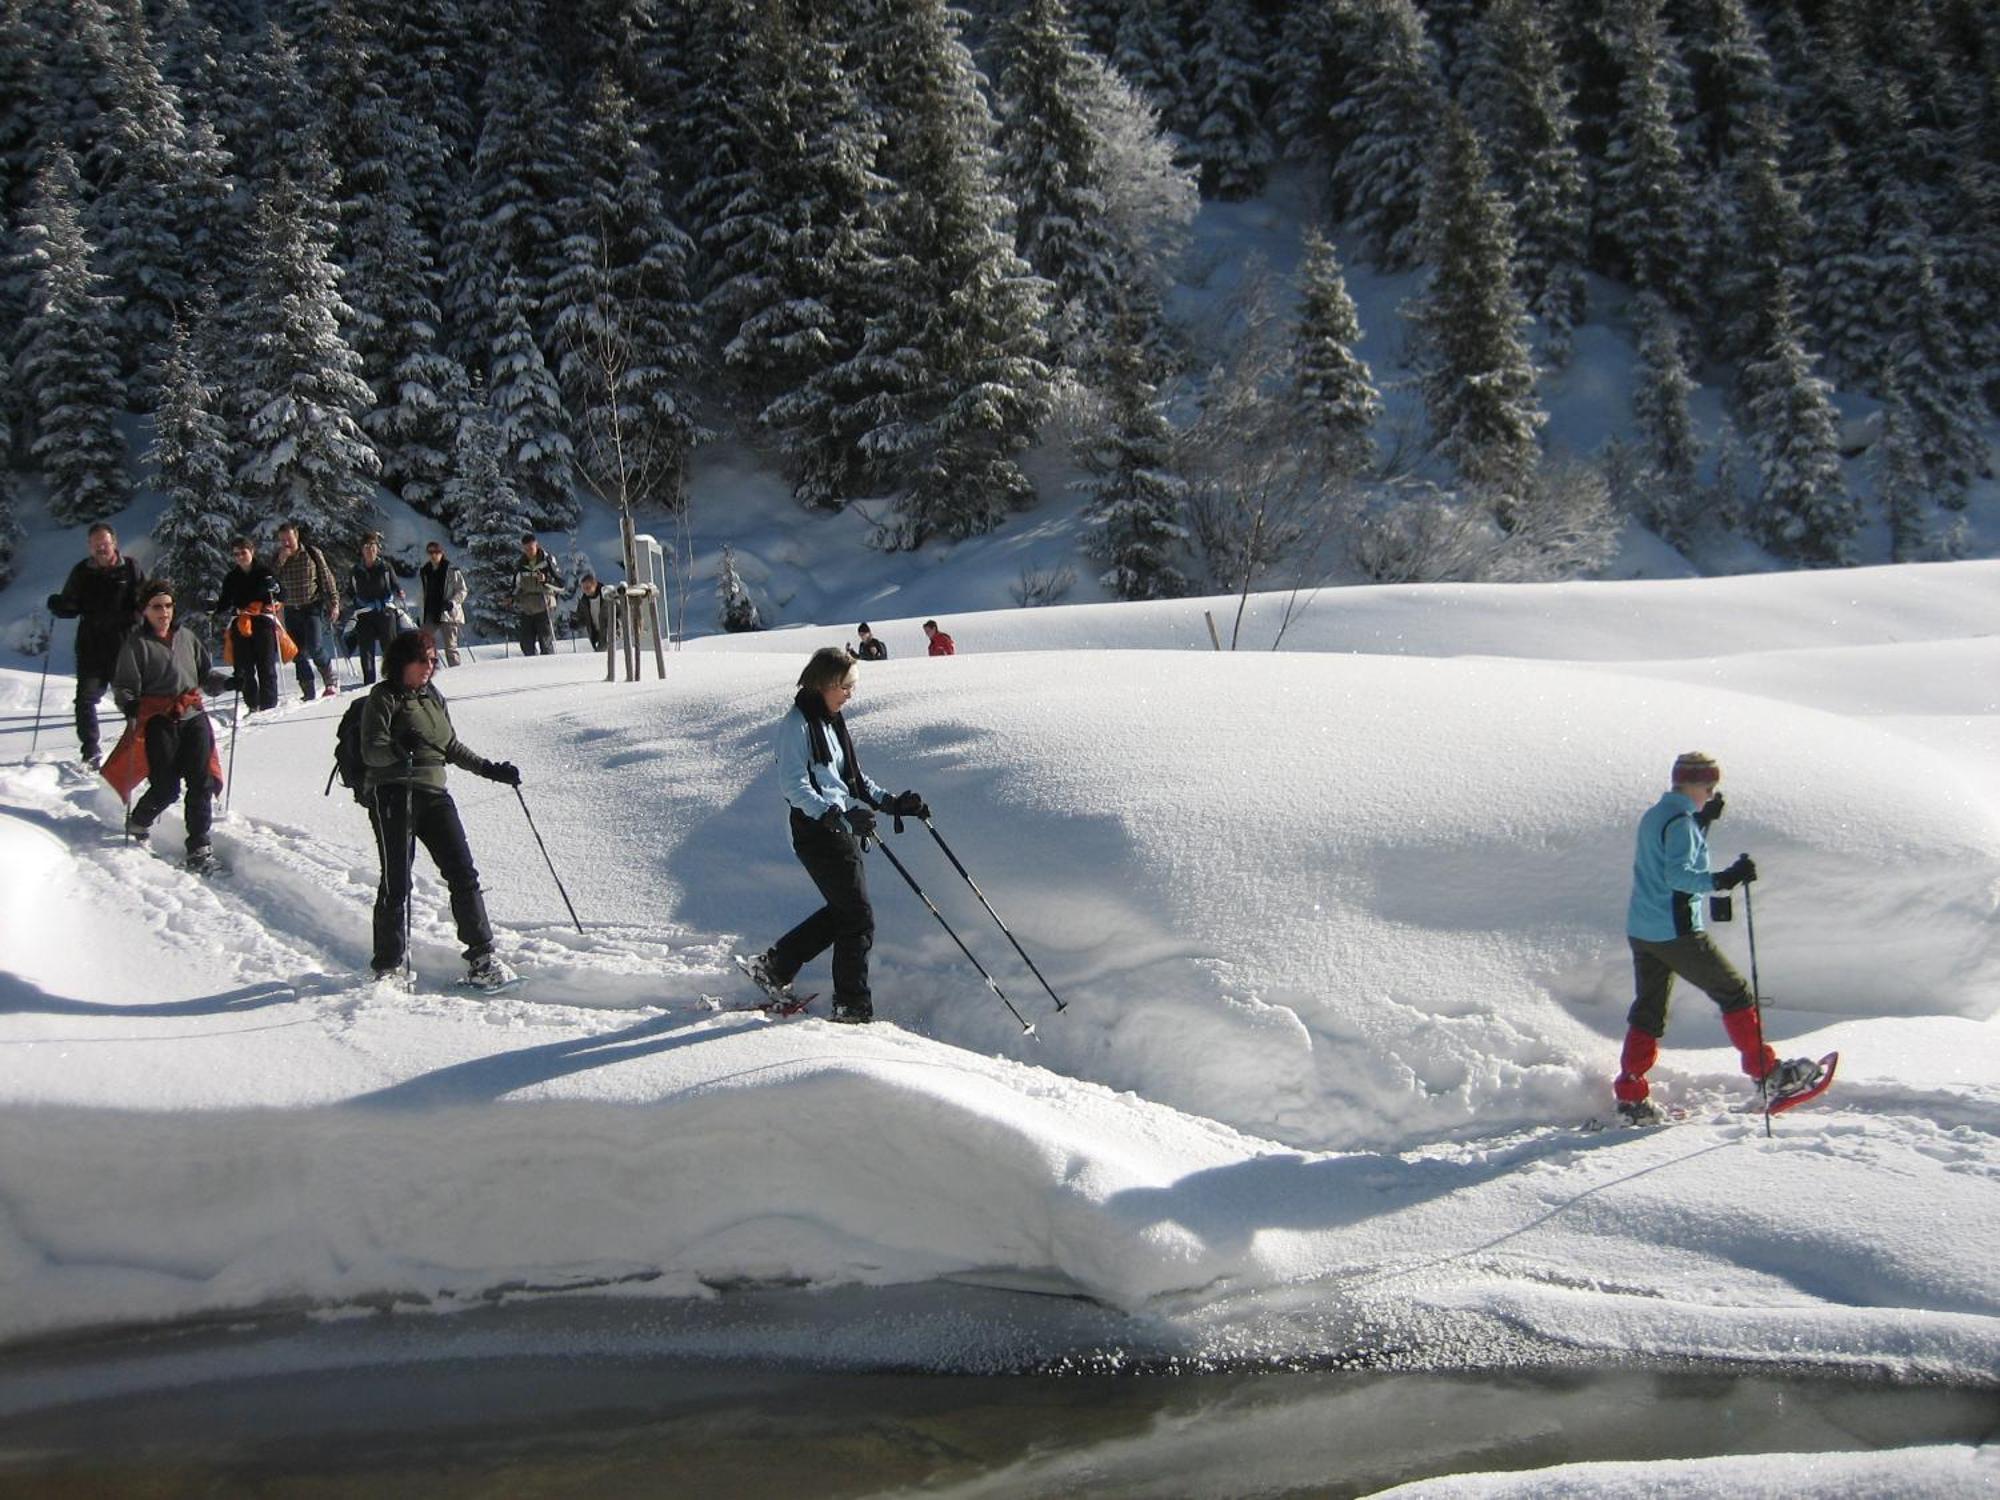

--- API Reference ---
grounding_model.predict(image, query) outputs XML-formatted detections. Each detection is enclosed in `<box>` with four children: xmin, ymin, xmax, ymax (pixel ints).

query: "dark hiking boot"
<box><xmin>1617</xmin><ymin>1099</ymin><xmax>1666</xmax><ymax>1126</ymax></box>
<box><xmin>124</xmin><ymin>811</ymin><xmax>150</xmax><ymax>844</ymax></box>
<box><xmin>466</xmin><ymin>953</ymin><xmax>519</xmax><ymax>993</ymax></box>
<box><xmin>184</xmin><ymin>843</ymin><xmax>219</xmax><ymax>876</ymax></box>
<box><xmin>829</xmin><ymin>999</ymin><xmax>873</xmax><ymax>1025</ymax></box>
<box><xmin>1763</xmin><ymin>1056</ymin><xmax>1823</xmax><ymax>1099</ymax></box>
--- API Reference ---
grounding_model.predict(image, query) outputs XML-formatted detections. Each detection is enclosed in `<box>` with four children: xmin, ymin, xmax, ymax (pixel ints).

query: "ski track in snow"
<box><xmin>1</xmin><ymin>564</ymin><xmax>1997</xmax><ymax>1411</ymax></box>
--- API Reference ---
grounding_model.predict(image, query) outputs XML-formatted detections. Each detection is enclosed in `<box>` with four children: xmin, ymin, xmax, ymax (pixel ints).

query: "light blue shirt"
<box><xmin>1627</xmin><ymin>790</ymin><xmax>1717</xmax><ymax>941</ymax></box>
<box><xmin>777</xmin><ymin>705</ymin><xmax>889</xmax><ymax>821</ymax></box>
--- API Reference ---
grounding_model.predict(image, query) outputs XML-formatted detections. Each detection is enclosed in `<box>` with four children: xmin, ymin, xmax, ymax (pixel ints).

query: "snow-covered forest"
<box><xmin>0</xmin><ymin>0</ymin><xmax>1996</xmax><ymax>616</ymax></box>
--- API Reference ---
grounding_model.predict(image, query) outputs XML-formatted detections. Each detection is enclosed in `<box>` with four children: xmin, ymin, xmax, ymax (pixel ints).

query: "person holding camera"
<box><xmin>360</xmin><ymin>628</ymin><xmax>520</xmax><ymax>991</ymax></box>
<box><xmin>740</xmin><ymin>647</ymin><xmax>927</xmax><ymax>1025</ymax></box>
<box><xmin>1612</xmin><ymin>751</ymin><xmax>1817</xmax><ymax>1123</ymax></box>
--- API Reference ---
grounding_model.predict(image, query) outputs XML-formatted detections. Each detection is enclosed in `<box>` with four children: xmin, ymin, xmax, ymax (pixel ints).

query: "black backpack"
<box><xmin>325</xmin><ymin>696</ymin><xmax>371</xmax><ymax>804</ymax></box>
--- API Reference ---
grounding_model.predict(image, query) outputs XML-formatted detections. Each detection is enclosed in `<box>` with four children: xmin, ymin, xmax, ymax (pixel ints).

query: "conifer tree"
<box><xmin>147</xmin><ymin>322</ymin><xmax>240</xmax><ymax>610</ymax></box>
<box><xmin>0</xmin><ymin>0</ymin><xmax>41</xmax><ymax>194</ymax></box>
<box><xmin>996</xmin><ymin>0</ymin><xmax>1124</xmax><ymax>367</ymax></box>
<box><xmin>235</xmin><ymin>173</ymin><xmax>381</xmax><ymax>546</ymax></box>
<box><xmin>708</xmin><ymin>2</ymin><xmax>893</xmax><ymax>508</ymax></box>
<box><xmin>1742</xmin><ymin>272</ymin><xmax>1854</xmax><ymax>566</ymax></box>
<box><xmin>1186</xmin><ymin>0</ymin><xmax>1272</xmax><ymax>199</ymax></box>
<box><xmin>485</xmin><ymin>270</ymin><xmax>578</xmax><ymax>526</ymax></box>
<box><xmin>1110</xmin><ymin>0</ymin><xmax>1195</xmax><ymax>146</ymax></box>
<box><xmin>1076</xmin><ymin>308</ymin><xmax>1189</xmax><ymax>601</ymax></box>
<box><xmin>851</xmin><ymin>0</ymin><xmax>1054</xmax><ymax>546</ymax></box>
<box><xmin>668</xmin><ymin>0</ymin><xmax>759</xmax><ymax>270</ymax></box>
<box><xmin>230</xmin><ymin>25</ymin><xmax>341</xmax><ymax>246</ymax></box>
<box><xmin>1329</xmin><ymin>0</ymin><xmax>1447</xmax><ymax>269</ymax></box>
<box><xmin>1677</xmin><ymin>0</ymin><xmax>1779</xmax><ymax>170</ymax></box>
<box><xmin>1798</xmin><ymin>137</ymin><xmax>1877</xmax><ymax>381</ymax></box>
<box><xmin>464</xmin><ymin>31</ymin><xmax>573</xmax><ymax>359</ymax></box>
<box><xmin>1268</xmin><ymin>0</ymin><xmax>1360</xmax><ymax>163</ymax></box>
<box><xmin>716</xmin><ymin>543</ymin><xmax>762</xmax><ymax>631</ymax></box>
<box><xmin>548</xmin><ymin>72</ymin><xmax>703</xmax><ymax>516</ymax></box>
<box><xmin>1872</xmin><ymin>372</ymin><xmax>1940</xmax><ymax>564</ymax></box>
<box><xmin>1630</xmin><ymin>291</ymin><xmax>1701</xmax><ymax>544</ymax></box>
<box><xmin>0</xmin><ymin>403</ymin><xmax>17</xmax><ymax>589</ymax></box>
<box><xmin>449</xmin><ymin>382</ymin><xmax>536</xmax><ymax>639</ymax></box>
<box><xmin>35</xmin><ymin>0</ymin><xmax>119</xmax><ymax>184</ymax></box>
<box><xmin>1290</xmin><ymin>227</ymin><xmax>1380</xmax><ymax>481</ymax></box>
<box><xmin>1880</xmin><ymin>222</ymin><xmax>1984</xmax><ymax>510</ymax></box>
<box><xmin>1407</xmin><ymin>107</ymin><xmax>1546</xmax><ymax>513</ymax></box>
<box><xmin>1598</xmin><ymin>0</ymin><xmax>1700</xmax><ymax>314</ymax></box>
<box><xmin>1708</xmin><ymin>103</ymin><xmax>1806</xmax><ymax>363</ymax></box>
<box><xmin>1463</xmin><ymin>0</ymin><xmax>1588</xmax><ymax>364</ymax></box>
<box><xmin>13</xmin><ymin>143</ymin><xmax>129</xmax><ymax>526</ymax></box>
<box><xmin>86</xmin><ymin>0</ymin><xmax>195</xmax><ymax>401</ymax></box>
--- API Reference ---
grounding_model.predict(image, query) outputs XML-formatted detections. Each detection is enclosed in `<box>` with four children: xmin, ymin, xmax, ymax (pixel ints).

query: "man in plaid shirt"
<box><xmin>273</xmin><ymin>521</ymin><xmax>342</xmax><ymax>700</ymax></box>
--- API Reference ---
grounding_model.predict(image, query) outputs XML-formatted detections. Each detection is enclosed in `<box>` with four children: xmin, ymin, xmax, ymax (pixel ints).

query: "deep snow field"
<box><xmin>2</xmin><ymin>560</ymin><xmax>1997</xmax><ymax>1494</ymax></box>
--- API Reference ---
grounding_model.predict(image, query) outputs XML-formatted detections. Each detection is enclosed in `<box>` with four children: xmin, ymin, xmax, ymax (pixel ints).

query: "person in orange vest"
<box><xmin>106</xmin><ymin>580</ymin><xmax>230</xmax><ymax>873</ymax></box>
<box><xmin>212</xmin><ymin>536</ymin><xmax>284</xmax><ymax>711</ymax></box>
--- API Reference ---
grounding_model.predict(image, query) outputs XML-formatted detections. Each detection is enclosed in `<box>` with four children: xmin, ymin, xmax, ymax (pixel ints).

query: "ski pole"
<box><xmin>513</xmin><ymin>784</ymin><xmax>583</xmax><ymax>933</ymax></box>
<box><xmin>1744</xmin><ymin>876</ymin><xmax>1772</xmax><ymax>1138</ymax></box>
<box><xmin>920</xmin><ymin>817</ymin><xmax>1066</xmax><ymax>1012</ymax></box>
<box><xmin>403</xmin><ymin>778</ymin><xmax>417</xmax><ymax>991</ymax></box>
<box><xmin>27</xmin><ymin>633</ymin><xmax>53</xmax><ymax>759</ymax></box>
<box><xmin>865</xmin><ymin>833</ymin><xmax>1035</xmax><ymax>1037</ymax></box>
<box><xmin>224</xmin><ymin>684</ymin><xmax>241</xmax><ymax>812</ymax></box>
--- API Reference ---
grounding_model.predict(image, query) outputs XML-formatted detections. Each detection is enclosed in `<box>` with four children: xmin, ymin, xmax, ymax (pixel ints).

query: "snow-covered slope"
<box><xmin>1</xmin><ymin>563</ymin><xmax>1996</xmax><ymax>1395</ymax></box>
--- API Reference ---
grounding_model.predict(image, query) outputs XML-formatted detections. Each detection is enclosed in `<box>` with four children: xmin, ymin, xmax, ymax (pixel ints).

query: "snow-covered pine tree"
<box><xmin>32</xmin><ymin>0</ymin><xmax>118</xmax><ymax>186</ymax></box>
<box><xmin>229</xmin><ymin>25</ymin><xmax>341</xmax><ymax>248</ymax></box>
<box><xmin>1675</xmin><ymin>0</ymin><xmax>1779</xmax><ymax>171</ymax></box>
<box><xmin>708</xmin><ymin>2</ymin><xmax>893</xmax><ymax>509</ymax></box>
<box><xmin>716</xmin><ymin>543</ymin><xmax>762</xmax><ymax>631</ymax></box>
<box><xmin>1329</xmin><ymin>0</ymin><xmax>1447</xmax><ymax>270</ymax></box>
<box><xmin>360</xmin><ymin>0</ymin><xmax>473</xmax><ymax>253</ymax></box>
<box><xmin>85</xmin><ymin>0</ymin><xmax>195</xmax><ymax>403</ymax></box>
<box><xmin>995</xmin><ymin>0</ymin><xmax>1124</xmax><ymax>368</ymax></box>
<box><xmin>349</xmin><ymin>185</ymin><xmax>467</xmax><ymax>520</ymax></box>
<box><xmin>1630</xmin><ymin>290</ymin><xmax>1701</xmax><ymax>544</ymax></box>
<box><xmin>1878</xmin><ymin>216</ymin><xmax>1985</xmax><ymax>511</ymax></box>
<box><xmin>1290</xmin><ymin>227</ymin><xmax>1380</xmax><ymax>481</ymax></box>
<box><xmin>1462</xmin><ymin>0</ymin><xmax>1589</xmax><ymax>365</ymax></box>
<box><xmin>234</xmin><ymin>173</ymin><xmax>381</xmax><ymax>548</ymax></box>
<box><xmin>1110</xmin><ymin>0</ymin><xmax>1196</xmax><ymax>150</ymax></box>
<box><xmin>1268</xmin><ymin>0</ymin><xmax>1360</xmax><ymax>164</ymax></box>
<box><xmin>548</xmin><ymin>71</ymin><xmax>703</xmax><ymax>518</ymax></box>
<box><xmin>1073</xmin><ymin>50</ymin><xmax>1198</xmax><ymax>342</ymax></box>
<box><xmin>449</xmin><ymin>382</ymin><xmax>536</xmax><ymax>640</ymax></box>
<box><xmin>13</xmin><ymin>143</ymin><xmax>129</xmax><ymax>526</ymax></box>
<box><xmin>1598</xmin><ymin>0</ymin><xmax>1701</xmax><ymax>315</ymax></box>
<box><xmin>851</xmin><ymin>0</ymin><xmax>1055</xmax><ymax>547</ymax></box>
<box><xmin>1798</xmin><ymin>137</ymin><xmax>1876</xmax><ymax>382</ymax></box>
<box><xmin>485</xmin><ymin>270</ymin><xmax>579</xmax><ymax>526</ymax></box>
<box><xmin>1871</xmin><ymin>370</ymin><xmax>1945</xmax><ymax>564</ymax></box>
<box><xmin>1075</xmin><ymin>307</ymin><xmax>1189</xmax><ymax>601</ymax></box>
<box><xmin>1742</xmin><ymin>271</ymin><xmax>1854</xmax><ymax>566</ymax></box>
<box><xmin>666</xmin><ymin>0</ymin><xmax>758</xmax><ymax>276</ymax></box>
<box><xmin>147</xmin><ymin>322</ymin><xmax>240</xmax><ymax>612</ymax></box>
<box><xmin>0</xmin><ymin>400</ymin><xmax>17</xmax><ymax>588</ymax></box>
<box><xmin>1707</xmin><ymin>103</ymin><xmax>1805</xmax><ymax>364</ymax></box>
<box><xmin>1185</xmin><ymin>0</ymin><xmax>1272</xmax><ymax>200</ymax></box>
<box><xmin>0</xmin><ymin>0</ymin><xmax>42</xmax><ymax>196</ymax></box>
<box><xmin>1407</xmin><ymin>106</ymin><xmax>1546</xmax><ymax>516</ymax></box>
<box><xmin>464</xmin><ymin>28</ymin><xmax>573</xmax><ymax>362</ymax></box>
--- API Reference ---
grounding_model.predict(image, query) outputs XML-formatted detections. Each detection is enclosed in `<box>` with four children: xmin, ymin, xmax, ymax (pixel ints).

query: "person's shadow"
<box><xmin>346</xmin><ymin>1011</ymin><xmax>765</xmax><ymax>1109</ymax></box>
<box><xmin>0</xmin><ymin>969</ymin><xmax>309</xmax><ymax>1021</ymax></box>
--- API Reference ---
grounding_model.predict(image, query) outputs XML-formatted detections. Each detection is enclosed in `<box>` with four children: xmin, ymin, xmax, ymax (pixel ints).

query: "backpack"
<box><xmin>325</xmin><ymin>696</ymin><xmax>371</xmax><ymax>804</ymax></box>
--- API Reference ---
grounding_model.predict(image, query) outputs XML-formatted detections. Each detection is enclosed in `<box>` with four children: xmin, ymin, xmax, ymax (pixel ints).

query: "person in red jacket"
<box><xmin>923</xmin><ymin>619</ymin><xmax>955</xmax><ymax>656</ymax></box>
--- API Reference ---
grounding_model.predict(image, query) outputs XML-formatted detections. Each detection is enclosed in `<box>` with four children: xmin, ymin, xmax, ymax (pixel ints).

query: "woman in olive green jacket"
<box><xmin>362</xmin><ymin>629</ymin><xmax>520</xmax><ymax>990</ymax></box>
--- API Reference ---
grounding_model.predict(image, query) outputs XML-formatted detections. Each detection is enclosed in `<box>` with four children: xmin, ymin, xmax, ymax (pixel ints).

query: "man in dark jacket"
<box><xmin>854</xmin><ymin>623</ymin><xmax>888</xmax><ymax>661</ymax></box>
<box><xmin>212</xmin><ymin>537</ymin><xmax>284</xmax><ymax>712</ymax></box>
<box><xmin>46</xmin><ymin>522</ymin><xmax>143</xmax><ymax>767</ymax></box>
<box><xmin>348</xmin><ymin>532</ymin><xmax>407</xmax><ymax>684</ymax></box>
<box><xmin>571</xmin><ymin>573</ymin><xmax>608</xmax><ymax>651</ymax></box>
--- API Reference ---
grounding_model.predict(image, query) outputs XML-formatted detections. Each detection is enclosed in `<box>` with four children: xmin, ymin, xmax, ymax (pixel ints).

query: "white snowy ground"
<box><xmin>2</xmin><ymin>561</ymin><xmax>1996</xmax><ymax>1490</ymax></box>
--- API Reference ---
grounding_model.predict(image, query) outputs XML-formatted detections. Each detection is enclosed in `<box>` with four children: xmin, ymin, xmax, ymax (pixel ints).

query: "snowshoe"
<box><xmin>1761</xmin><ymin>1052</ymin><xmax>1837</xmax><ymax>1115</ymax></box>
<box><xmin>124</xmin><ymin>813</ymin><xmax>150</xmax><ymax>845</ymax></box>
<box><xmin>183</xmin><ymin>844</ymin><xmax>224</xmax><ymax>877</ymax></box>
<box><xmin>730</xmin><ymin>954</ymin><xmax>817</xmax><ymax>1016</ymax></box>
<box><xmin>463</xmin><ymin>954</ymin><xmax>521</xmax><ymax>994</ymax></box>
<box><xmin>1617</xmin><ymin>1099</ymin><xmax>1668</xmax><ymax>1127</ymax></box>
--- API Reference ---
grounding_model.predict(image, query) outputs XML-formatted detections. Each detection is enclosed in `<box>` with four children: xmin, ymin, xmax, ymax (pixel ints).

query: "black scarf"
<box><xmin>795</xmin><ymin>686</ymin><xmax>866</xmax><ymax>803</ymax></box>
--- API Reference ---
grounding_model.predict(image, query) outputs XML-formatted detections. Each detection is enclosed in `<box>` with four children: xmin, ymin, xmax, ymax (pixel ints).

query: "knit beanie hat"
<box><xmin>1672</xmin><ymin>751</ymin><xmax>1721</xmax><ymax>786</ymax></box>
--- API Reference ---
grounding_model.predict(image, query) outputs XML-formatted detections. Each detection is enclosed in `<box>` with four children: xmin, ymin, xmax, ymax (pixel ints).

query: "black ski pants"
<box><xmin>354</xmin><ymin>611</ymin><xmax>397</xmax><ymax>684</ymax></box>
<box><xmin>231</xmin><ymin>614</ymin><xmax>280</xmax><ymax>711</ymax></box>
<box><xmin>74</xmin><ymin>673</ymin><xmax>110</xmax><ymax>762</ymax></box>
<box><xmin>131</xmin><ymin>709</ymin><xmax>215</xmax><ymax>852</ymax></box>
<box><xmin>770</xmin><ymin>809</ymin><xmax>873</xmax><ymax>1009</ymax></box>
<box><xmin>517</xmin><ymin>611</ymin><xmax>556</xmax><ymax>656</ymax></box>
<box><xmin>369</xmin><ymin>784</ymin><xmax>494</xmax><ymax>971</ymax></box>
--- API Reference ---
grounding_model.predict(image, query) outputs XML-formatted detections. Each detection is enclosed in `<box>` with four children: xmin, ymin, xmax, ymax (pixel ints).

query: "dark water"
<box><xmin>0</xmin><ymin>1288</ymin><xmax>1992</xmax><ymax>1499</ymax></box>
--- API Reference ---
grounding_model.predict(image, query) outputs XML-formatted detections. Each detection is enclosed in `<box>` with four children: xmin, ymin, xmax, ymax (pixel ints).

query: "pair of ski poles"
<box><xmin>862</xmin><ymin>814</ymin><xmax>1066</xmax><ymax>1038</ymax></box>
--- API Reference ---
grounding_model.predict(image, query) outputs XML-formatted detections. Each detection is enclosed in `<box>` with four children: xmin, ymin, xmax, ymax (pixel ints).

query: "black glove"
<box><xmin>1714</xmin><ymin>853</ymin><xmax>1757</xmax><ymax>890</ymax></box>
<box><xmin>46</xmin><ymin>593</ymin><xmax>76</xmax><ymax>618</ymax></box>
<box><xmin>889</xmin><ymin>789</ymin><xmax>930</xmax><ymax>820</ymax></box>
<box><xmin>483</xmin><ymin>759</ymin><xmax>522</xmax><ymax>786</ymax></box>
<box><xmin>842</xmin><ymin>805</ymin><xmax>878</xmax><ymax>840</ymax></box>
<box><xmin>1695</xmin><ymin>792</ymin><xmax>1725</xmax><ymax>829</ymax></box>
